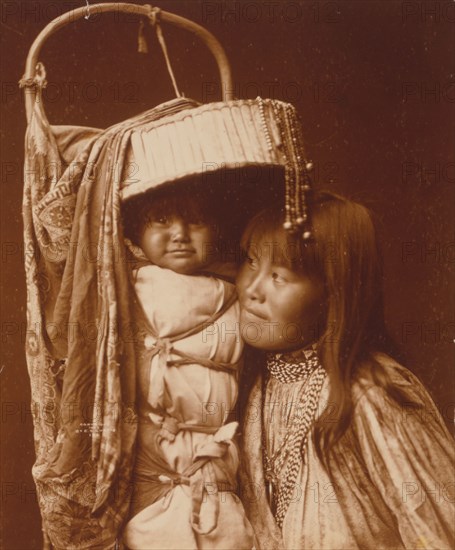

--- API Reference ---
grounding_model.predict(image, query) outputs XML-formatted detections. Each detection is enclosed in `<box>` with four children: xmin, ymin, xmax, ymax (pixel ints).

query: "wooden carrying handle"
<box><xmin>22</xmin><ymin>2</ymin><xmax>234</xmax><ymax>122</ymax></box>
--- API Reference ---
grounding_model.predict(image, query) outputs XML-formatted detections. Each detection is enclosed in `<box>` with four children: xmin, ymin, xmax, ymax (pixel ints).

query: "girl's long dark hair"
<box><xmin>241</xmin><ymin>191</ymin><xmax>418</xmax><ymax>467</ymax></box>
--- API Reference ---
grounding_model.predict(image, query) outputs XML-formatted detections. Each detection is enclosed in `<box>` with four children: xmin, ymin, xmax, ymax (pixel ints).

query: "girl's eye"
<box><xmin>154</xmin><ymin>216</ymin><xmax>170</xmax><ymax>225</ymax></box>
<box><xmin>272</xmin><ymin>272</ymin><xmax>287</xmax><ymax>283</ymax></box>
<box><xmin>246</xmin><ymin>255</ymin><xmax>258</xmax><ymax>268</ymax></box>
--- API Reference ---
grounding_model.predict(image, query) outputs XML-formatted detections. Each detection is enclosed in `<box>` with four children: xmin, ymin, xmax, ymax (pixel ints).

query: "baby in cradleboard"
<box><xmin>237</xmin><ymin>191</ymin><xmax>455</xmax><ymax>550</ymax></box>
<box><xmin>121</xmin><ymin>184</ymin><xmax>255</xmax><ymax>550</ymax></box>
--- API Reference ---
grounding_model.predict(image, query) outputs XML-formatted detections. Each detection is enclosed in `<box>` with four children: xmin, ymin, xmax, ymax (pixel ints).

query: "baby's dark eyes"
<box><xmin>147</xmin><ymin>216</ymin><xmax>206</xmax><ymax>227</ymax></box>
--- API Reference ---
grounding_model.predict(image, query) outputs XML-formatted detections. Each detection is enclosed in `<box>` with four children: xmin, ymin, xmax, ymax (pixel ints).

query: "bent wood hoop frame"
<box><xmin>22</xmin><ymin>2</ymin><xmax>234</xmax><ymax>122</ymax></box>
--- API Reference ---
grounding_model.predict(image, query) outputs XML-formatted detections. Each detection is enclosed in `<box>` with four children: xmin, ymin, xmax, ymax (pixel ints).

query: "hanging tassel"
<box><xmin>138</xmin><ymin>19</ymin><xmax>148</xmax><ymax>54</ymax></box>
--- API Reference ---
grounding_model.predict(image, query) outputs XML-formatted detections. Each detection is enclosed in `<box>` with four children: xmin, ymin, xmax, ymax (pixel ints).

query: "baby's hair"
<box><xmin>242</xmin><ymin>191</ymin><xmax>418</xmax><ymax>466</ymax></box>
<box><xmin>122</xmin><ymin>184</ymin><xmax>219</xmax><ymax>246</ymax></box>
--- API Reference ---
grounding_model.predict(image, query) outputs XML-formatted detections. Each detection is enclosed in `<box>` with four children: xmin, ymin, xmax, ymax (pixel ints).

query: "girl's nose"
<box><xmin>170</xmin><ymin>218</ymin><xmax>190</xmax><ymax>242</ymax></box>
<box><xmin>244</xmin><ymin>272</ymin><xmax>265</xmax><ymax>302</ymax></box>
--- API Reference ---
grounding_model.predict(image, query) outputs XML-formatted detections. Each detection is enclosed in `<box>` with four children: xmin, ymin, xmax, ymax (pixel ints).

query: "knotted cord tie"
<box><xmin>143</xmin><ymin>334</ymin><xmax>238</xmax><ymax>410</ymax></box>
<box><xmin>138</xmin><ymin>5</ymin><xmax>182</xmax><ymax>98</ymax></box>
<box><xmin>158</xmin><ymin>422</ymin><xmax>237</xmax><ymax>535</ymax></box>
<box><xmin>19</xmin><ymin>62</ymin><xmax>47</xmax><ymax>89</ymax></box>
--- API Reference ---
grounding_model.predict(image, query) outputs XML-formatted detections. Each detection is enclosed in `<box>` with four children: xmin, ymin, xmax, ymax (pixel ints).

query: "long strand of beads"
<box><xmin>255</xmin><ymin>97</ymin><xmax>314</xmax><ymax>239</ymax></box>
<box><xmin>293</xmin><ymin>108</ymin><xmax>314</xmax><ymax>240</ymax></box>
<box><xmin>263</xmin><ymin>349</ymin><xmax>321</xmax><ymax>482</ymax></box>
<box><xmin>272</xmin><ymin>100</ymin><xmax>295</xmax><ymax>231</ymax></box>
<box><xmin>266</xmin><ymin>363</ymin><xmax>324</xmax><ymax>477</ymax></box>
<box><xmin>283</xmin><ymin>105</ymin><xmax>301</xmax><ymax>229</ymax></box>
<box><xmin>263</xmin><ymin>361</ymin><xmax>327</xmax><ymax>527</ymax></box>
<box><xmin>263</xmin><ymin>350</ymin><xmax>326</xmax><ymax>527</ymax></box>
<box><xmin>287</xmin><ymin>103</ymin><xmax>313</xmax><ymax>239</ymax></box>
<box><xmin>286</xmin><ymin>104</ymin><xmax>304</xmax><ymax>227</ymax></box>
<box><xmin>275</xmin><ymin>367</ymin><xmax>326</xmax><ymax>525</ymax></box>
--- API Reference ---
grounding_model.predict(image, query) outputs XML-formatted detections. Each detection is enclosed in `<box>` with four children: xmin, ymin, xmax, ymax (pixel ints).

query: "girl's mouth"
<box><xmin>242</xmin><ymin>306</ymin><xmax>268</xmax><ymax>321</ymax></box>
<box><xmin>167</xmin><ymin>248</ymin><xmax>195</xmax><ymax>255</ymax></box>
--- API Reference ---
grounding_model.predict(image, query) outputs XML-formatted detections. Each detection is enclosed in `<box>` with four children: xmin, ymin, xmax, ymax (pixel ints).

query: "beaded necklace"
<box><xmin>263</xmin><ymin>348</ymin><xmax>327</xmax><ymax>527</ymax></box>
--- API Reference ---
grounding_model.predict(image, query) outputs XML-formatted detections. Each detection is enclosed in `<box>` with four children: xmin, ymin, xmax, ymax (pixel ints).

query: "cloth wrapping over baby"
<box><xmin>123</xmin><ymin>265</ymin><xmax>255</xmax><ymax>550</ymax></box>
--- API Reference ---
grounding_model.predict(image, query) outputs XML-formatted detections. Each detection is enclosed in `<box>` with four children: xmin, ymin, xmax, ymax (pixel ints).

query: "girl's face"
<box><xmin>140</xmin><ymin>212</ymin><xmax>216</xmax><ymax>275</ymax></box>
<box><xmin>236</xmin><ymin>240</ymin><xmax>326</xmax><ymax>351</ymax></box>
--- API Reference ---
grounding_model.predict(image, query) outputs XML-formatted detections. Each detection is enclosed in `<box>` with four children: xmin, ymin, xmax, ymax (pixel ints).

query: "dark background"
<box><xmin>1</xmin><ymin>1</ymin><xmax>454</xmax><ymax>548</ymax></box>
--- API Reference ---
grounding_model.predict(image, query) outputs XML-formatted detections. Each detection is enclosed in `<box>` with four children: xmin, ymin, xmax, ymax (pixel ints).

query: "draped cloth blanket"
<box><xmin>22</xmin><ymin>90</ymin><xmax>200</xmax><ymax>548</ymax></box>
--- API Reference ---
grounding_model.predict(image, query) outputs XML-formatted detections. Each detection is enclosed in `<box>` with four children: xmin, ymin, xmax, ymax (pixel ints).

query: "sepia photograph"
<box><xmin>1</xmin><ymin>1</ymin><xmax>454</xmax><ymax>548</ymax></box>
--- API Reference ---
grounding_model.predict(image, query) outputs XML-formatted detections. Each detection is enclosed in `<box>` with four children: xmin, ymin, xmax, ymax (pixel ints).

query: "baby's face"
<box><xmin>139</xmin><ymin>213</ymin><xmax>217</xmax><ymax>275</ymax></box>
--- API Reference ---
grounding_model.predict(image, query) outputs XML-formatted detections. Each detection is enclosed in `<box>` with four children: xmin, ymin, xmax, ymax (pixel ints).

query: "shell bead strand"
<box><xmin>255</xmin><ymin>98</ymin><xmax>314</xmax><ymax>239</ymax></box>
<box><xmin>263</xmin><ymin>350</ymin><xmax>327</xmax><ymax>526</ymax></box>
